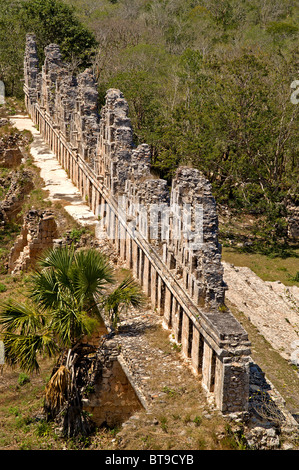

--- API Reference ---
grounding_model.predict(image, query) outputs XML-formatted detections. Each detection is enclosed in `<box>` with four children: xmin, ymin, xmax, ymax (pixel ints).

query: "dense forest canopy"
<box><xmin>0</xmin><ymin>0</ymin><xmax>298</xmax><ymax>251</ymax></box>
<box><xmin>0</xmin><ymin>0</ymin><xmax>97</xmax><ymax>95</ymax></box>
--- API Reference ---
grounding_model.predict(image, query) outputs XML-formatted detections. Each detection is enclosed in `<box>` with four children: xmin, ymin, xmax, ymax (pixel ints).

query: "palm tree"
<box><xmin>0</xmin><ymin>245</ymin><xmax>145</xmax><ymax>437</ymax></box>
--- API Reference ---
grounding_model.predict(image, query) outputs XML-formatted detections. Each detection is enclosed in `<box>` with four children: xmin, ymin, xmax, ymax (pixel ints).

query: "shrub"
<box><xmin>18</xmin><ymin>372</ymin><xmax>30</xmax><ymax>386</ymax></box>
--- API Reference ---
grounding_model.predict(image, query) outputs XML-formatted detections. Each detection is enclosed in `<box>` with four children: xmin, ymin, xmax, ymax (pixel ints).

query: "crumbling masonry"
<box><xmin>8</xmin><ymin>209</ymin><xmax>58</xmax><ymax>275</ymax></box>
<box><xmin>24</xmin><ymin>33</ymin><xmax>251</xmax><ymax>413</ymax></box>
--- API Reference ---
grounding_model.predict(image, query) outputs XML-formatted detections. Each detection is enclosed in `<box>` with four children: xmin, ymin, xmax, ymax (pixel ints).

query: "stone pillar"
<box><xmin>110</xmin><ymin>210</ymin><xmax>117</xmax><ymax>246</ymax></box>
<box><xmin>150</xmin><ymin>267</ymin><xmax>158</xmax><ymax>309</ymax></box>
<box><xmin>181</xmin><ymin>311</ymin><xmax>191</xmax><ymax>358</ymax></box>
<box><xmin>191</xmin><ymin>328</ymin><xmax>203</xmax><ymax>376</ymax></box>
<box><xmin>99</xmin><ymin>198</ymin><xmax>107</xmax><ymax>231</ymax></box>
<box><xmin>172</xmin><ymin>301</ymin><xmax>179</xmax><ymax>342</ymax></box>
<box><xmin>132</xmin><ymin>239</ymin><xmax>139</xmax><ymax>279</ymax></box>
<box><xmin>156</xmin><ymin>277</ymin><xmax>165</xmax><ymax>314</ymax></box>
<box><xmin>138</xmin><ymin>249</ymin><xmax>144</xmax><ymax>286</ymax></box>
<box><xmin>119</xmin><ymin>224</ymin><xmax>127</xmax><ymax>261</ymax></box>
<box><xmin>214</xmin><ymin>359</ymin><xmax>250</xmax><ymax>413</ymax></box>
<box><xmin>125</xmin><ymin>233</ymin><xmax>133</xmax><ymax>270</ymax></box>
<box><xmin>202</xmin><ymin>340</ymin><xmax>215</xmax><ymax>393</ymax></box>
<box><xmin>163</xmin><ymin>288</ymin><xmax>172</xmax><ymax>328</ymax></box>
<box><xmin>91</xmin><ymin>186</ymin><xmax>97</xmax><ymax>214</ymax></box>
<box><xmin>143</xmin><ymin>254</ymin><xmax>151</xmax><ymax>297</ymax></box>
<box><xmin>116</xmin><ymin>217</ymin><xmax>121</xmax><ymax>252</ymax></box>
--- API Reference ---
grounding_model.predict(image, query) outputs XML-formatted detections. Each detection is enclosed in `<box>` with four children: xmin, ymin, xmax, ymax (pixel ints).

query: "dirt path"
<box><xmin>10</xmin><ymin>115</ymin><xmax>99</xmax><ymax>227</ymax></box>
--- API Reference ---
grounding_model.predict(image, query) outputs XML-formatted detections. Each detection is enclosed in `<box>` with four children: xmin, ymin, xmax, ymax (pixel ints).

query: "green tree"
<box><xmin>0</xmin><ymin>245</ymin><xmax>144</xmax><ymax>436</ymax></box>
<box><xmin>20</xmin><ymin>0</ymin><xmax>98</xmax><ymax>67</ymax></box>
<box><xmin>0</xmin><ymin>245</ymin><xmax>144</xmax><ymax>370</ymax></box>
<box><xmin>0</xmin><ymin>0</ymin><xmax>97</xmax><ymax>97</ymax></box>
<box><xmin>0</xmin><ymin>0</ymin><xmax>25</xmax><ymax>96</ymax></box>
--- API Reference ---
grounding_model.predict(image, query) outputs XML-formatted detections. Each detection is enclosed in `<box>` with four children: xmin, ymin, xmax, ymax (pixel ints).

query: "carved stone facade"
<box><xmin>23</xmin><ymin>33</ymin><xmax>251</xmax><ymax>414</ymax></box>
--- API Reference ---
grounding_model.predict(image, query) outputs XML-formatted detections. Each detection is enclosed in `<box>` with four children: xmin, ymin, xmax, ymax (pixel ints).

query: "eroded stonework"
<box><xmin>23</xmin><ymin>33</ymin><xmax>251</xmax><ymax>414</ymax></box>
<box><xmin>8</xmin><ymin>209</ymin><xmax>58</xmax><ymax>275</ymax></box>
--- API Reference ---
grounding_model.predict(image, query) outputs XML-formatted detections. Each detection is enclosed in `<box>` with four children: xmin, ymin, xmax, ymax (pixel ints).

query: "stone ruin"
<box><xmin>0</xmin><ymin>169</ymin><xmax>33</xmax><ymax>226</ymax></box>
<box><xmin>8</xmin><ymin>209</ymin><xmax>58</xmax><ymax>275</ymax></box>
<box><xmin>23</xmin><ymin>33</ymin><xmax>251</xmax><ymax>415</ymax></box>
<box><xmin>0</xmin><ymin>122</ymin><xmax>26</xmax><ymax>168</ymax></box>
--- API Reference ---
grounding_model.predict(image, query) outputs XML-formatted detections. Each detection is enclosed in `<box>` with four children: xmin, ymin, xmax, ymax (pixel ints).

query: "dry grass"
<box><xmin>228</xmin><ymin>300</ymin><xmax>299</xmax><ymax>416</ymax></box>
<box><xmin>0</xmin><ymin>358</ymin><xmax>63</xmax><ymax>450</ymax></box>
<box><xmin>222</xmin><ymin>246</ymin><xmax>299</xmax><ymax>287</ymax></box>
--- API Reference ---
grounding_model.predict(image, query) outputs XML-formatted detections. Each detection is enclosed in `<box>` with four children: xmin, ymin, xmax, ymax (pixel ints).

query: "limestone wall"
<box><xmin>8</xmin><ymin>209</ymin><xmax>58</xmax><ymax>274</ymax></box>
<box><xmin>82</xmin><ymin>336</ymin><xmax>143</xmax><ymax>428</ymax></box>
<box><xmin>23</xmin><ymin>33</ymin><xmax>251</xmax><ymax>414</ymax></box>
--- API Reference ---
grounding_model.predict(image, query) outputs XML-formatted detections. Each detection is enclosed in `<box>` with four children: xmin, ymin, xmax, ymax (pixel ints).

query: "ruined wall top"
<box><xmin>23</xmin><ymin>33</ymin><xmax>226</xmax><ymax>312</ymax></box>
<box><xmin>24</xmin><ymin>33</ymin><xmax>39</xmax><ymax>103</ymax></box>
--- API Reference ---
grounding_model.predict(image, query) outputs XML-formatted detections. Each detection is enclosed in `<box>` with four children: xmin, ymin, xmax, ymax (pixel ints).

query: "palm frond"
<box><xmin>0</xmin><ymin>299</ymin><xmax>45</xmax><ymax>335</ymax></box>
<box><xmin>108</xmin><ymin>275</ymin><xmax>145</xmax><ymax>308</ymax></box>
<box><xmin>37</xmin><ymin>245</ymin><xmax>75</xmax><ymax>288</ymax></box>
<box><xmin>2</xmin><ymin>331</ymin><xmax>57</xmax><ymax>373</ymax></box>
<box><xmin>72</xmin><ymin>248</ymin><xmax>115</xmax><ymax>303</ymax></box>
<box><xmin>28</xmin><ymin>268</ymin><xmax>60</xmax><ymax>311</ymax></box>
<box><xmin>50</xmin><ymin>306</ymin><xmax>94</xmax><ymax>348</ymax></box>
<box><xmin>103</xmin><ymin>275</ymin><xmax>145</xmax><ymax>327</ymax></box>
<box><xmin>38</xmin><ymin>245</ymin><xmax>75</xmax><ymax>270</ymax></box>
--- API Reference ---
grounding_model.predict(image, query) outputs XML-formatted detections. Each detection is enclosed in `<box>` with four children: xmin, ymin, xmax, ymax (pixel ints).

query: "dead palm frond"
<box><xmin>44</xmin><ymin>365</ymin><xmax>71</xmax><ymax>419</ymax></box>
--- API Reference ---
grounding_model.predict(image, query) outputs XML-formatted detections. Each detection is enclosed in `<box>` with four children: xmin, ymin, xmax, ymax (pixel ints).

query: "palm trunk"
<box><xmin>44</xmin><ymin>344</ymin><xmax>98</xmax><ymax>438</ymax></box>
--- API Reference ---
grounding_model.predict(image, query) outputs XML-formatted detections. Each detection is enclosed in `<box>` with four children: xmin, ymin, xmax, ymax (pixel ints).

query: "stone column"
<box><xmin>119</xmin><ymin>224</ymin><xmax>127</xmax><ymax>261</ymax></box>
<box><xmin>181</xmin><ymin>311</ymin><xmax>191</xmax><ymax>358</ymax></box>
<box><xmin>132</xmin><ymin>239</ymin><xmax>139</xmax><ymax>279</ymax></box>
<box><xmin>156</xmin><ymin>277</ymin><xmax>165</xmax><ymax>315</ymax></box>
<box><xmin>150</xmin><ymin>267</ymin><xmax>158</xmax><ymax>309</ymax></box>
<box><xmin>202</xmin><ymin>340</ymin><xmax>215</xmax><ymax>393</ymax></box>
<box><xmin>163</xmin><ymin>288</ymin><xmax>172</xmax><ymax>328</ymax></box>
<box><xmin>143</xmin><ymin>254</ymin><xmax>151</xmax><ymax>297</ymax></box>
<box><xmin>115</xmin><ymin>217</ymin><xmax>120</xmax><ymax>254</ymax></box>
<box><xmin>125</xmin><ymin>233</ymin><xmax>133</xmax><ymax>270</ymax></box>
<box><xmin>138</xmin><ymin>249</ymin><xmax>144</xmax><ymax>286</ymax></box>
<box><xmin>191</xmin><ymin>328</ymin><xmax>203</xmax><ymax>376</ymax></box>
<box><xmin>110</xmin><ymin>210</ymin><xmax>117</xmax><ymax>246</ymax></box>
<box><xmin>214</xmin><ymin>358</ymin><xmax>250</xmax><ymax>413</ymax></box>
<box><xmin>172</xmin><ymin>301</ymin><xmax>179</xmax><ymax>342</ymax></box>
